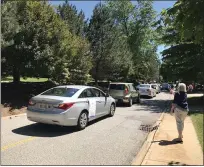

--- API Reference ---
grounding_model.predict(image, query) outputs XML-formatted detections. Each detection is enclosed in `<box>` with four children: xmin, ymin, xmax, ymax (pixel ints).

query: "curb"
<box><xmin>131</xmin><ymin>112</ymin><xmax>165</xmax><ymax>165</ymax></box>
<box><xmin>1</xmin><ymin>113</ymin><xmax>27</xmax><ymax>120</ymax></box>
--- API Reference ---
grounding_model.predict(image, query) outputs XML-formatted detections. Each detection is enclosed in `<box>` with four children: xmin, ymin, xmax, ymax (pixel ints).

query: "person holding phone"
<box><xmin>170</xmin><ymin>83</ymin><xmax>189</xmax><ymax>142</ymax></box>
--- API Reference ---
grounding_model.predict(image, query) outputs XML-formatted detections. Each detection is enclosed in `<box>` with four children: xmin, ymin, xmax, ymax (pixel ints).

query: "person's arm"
<box><xmin>170</xmin><ymin>93</ymin><xmax>177</xmax><ymax>115</ymax></box>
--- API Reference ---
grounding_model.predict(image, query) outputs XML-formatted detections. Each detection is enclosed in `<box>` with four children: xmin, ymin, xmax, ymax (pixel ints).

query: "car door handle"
<box><xmin>96</xmin><ymin>101</ymin><xmax>102</xmax><ymax>103</ymax></box>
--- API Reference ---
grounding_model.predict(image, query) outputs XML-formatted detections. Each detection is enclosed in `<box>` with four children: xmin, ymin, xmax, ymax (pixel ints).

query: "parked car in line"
<box><xmin>161</xmin><ymin>83</ymin><xmax>171</xmax><ymax>91</ymax></box>
<box><xmin>151</xmin><ymin>84</ymin><xmax>161</xmax><ymax>94</ymax></box>
<box><xmin>138</xmin><ymin>84</ymin><xmax>157</xmax><ymax>98</ymax></box>
<box><xmin>27</xmin><ymin>85</ymin><xmax>116</xmax><ymax>130</ymax></box>
<box><xmin>109</xmin><ymin>82</ymin><xmax>140</xmax><ymax>107</ymax></box>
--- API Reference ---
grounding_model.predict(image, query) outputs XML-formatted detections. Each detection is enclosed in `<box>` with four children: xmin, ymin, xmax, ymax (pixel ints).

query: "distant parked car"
<box><xmin>161</xmin><ymin>83</ymin><xmax>171</xmax><ymax>91</ymax></box>
<box><xmin>195</xmin><ymin>84</ymin><xmax>204</xmax><ymax>91</ymax></box>
<box><xmin>109</xmin><ymin>82</ymin><xmax>140</xmax><ymax>107</ymax></box>
<box><xmin>27</xmin><ymin>85</ymin><xmax>116</xmax><ymax>130</ymax></box>
<box><xmin>152</xmin><ymin>84</ymin><xmax>161</xmax><ymax>94</ymax></box>
<box><xmin>138</xmin><ymin>84</ymin><xmax>157</xmax><ymax>98</ymax></box>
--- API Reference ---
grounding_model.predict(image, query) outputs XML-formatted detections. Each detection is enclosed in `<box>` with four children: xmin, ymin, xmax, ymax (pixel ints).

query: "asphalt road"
<box><xmin>1</xmin><ymin>92</ymin><xmax>172</xmax><ymax>165</ymax></box>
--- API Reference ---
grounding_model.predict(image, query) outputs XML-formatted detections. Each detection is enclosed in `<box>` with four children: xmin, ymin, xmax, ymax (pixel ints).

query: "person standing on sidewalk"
<box><xmin>170</xmin><ymin>83</ymin><xmax>189</xmax><ymax>142</ymax></box>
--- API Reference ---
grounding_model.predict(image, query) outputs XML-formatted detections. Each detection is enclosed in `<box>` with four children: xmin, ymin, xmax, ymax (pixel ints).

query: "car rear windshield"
<box><xmin>162</xmin><ymin>83</ymin><xmax>168</xmax><ymax>87</ymax></box>
<box><xmin>110</xmin><ymin>84</ymin><xmax>125</xmax><ymax>90</ymax></box>
<box><xmin>41</xmin><ymin>88</ymin><xmax>79</xmax><ymax>97</ymax></box>
<box><xmin>140</xmin><ymin>84</ymin><xmax>150</xmax><ymax>88</ymax></box>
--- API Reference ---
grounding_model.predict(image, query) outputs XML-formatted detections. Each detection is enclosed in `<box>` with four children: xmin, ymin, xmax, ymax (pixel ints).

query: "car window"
<box><xmin>91</xmin><ymin>88</ymin><xmax>100</xmax><ymax>97</ymax></box>
<box><xmin>140</xmin><ymin>84</ymin><xmax>150</xmax><ymax>88</ymax></box>
<box><xmin>151</xmin><ymin>85</ymin><xmax>156</xmax><ymax>89</ymax></box>
<box><xmin>41</xmin><ymin>88</ymin><xmax>79</xmax><ymax>97</ymax></box>
<box><xmin>79</xmin><ymin>89</ymin><xmax>95</xmax><ymax>98</ymax></box>
<box><xmin>99</xmin><ymin>90</ymin><xmax>105</xmax><ymax>97</ymax></box>
<box><xmin>129</xmin><ymin>84</ymin><xmax>135</xmax><ymax>91</ymax></box>
<box><xmin>91</xmin><ymin>88</ymin><xmax>106</xmax><ymax>97</ymax></box>
<box><xmin>110</xmin><ymin>84</ymin><xmax>125</xmax><ymax>90</ymax></box>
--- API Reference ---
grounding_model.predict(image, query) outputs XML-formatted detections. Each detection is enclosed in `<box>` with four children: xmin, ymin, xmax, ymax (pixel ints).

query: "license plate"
<box><xmin>39</xmin><ymin>103</ymin><xmax>52</xmax><ymax>109</ymax></box>
<box><xmin>39</xmin><ymin>103</ymin><xmax>46</xmax><ymax>108</ymax></box>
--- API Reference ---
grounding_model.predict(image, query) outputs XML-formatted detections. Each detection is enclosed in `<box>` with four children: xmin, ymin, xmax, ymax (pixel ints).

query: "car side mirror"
<box><xmin>105</xmin><ymin>93</ymin><xmax>109</xmax><ymax>97</ymax></box>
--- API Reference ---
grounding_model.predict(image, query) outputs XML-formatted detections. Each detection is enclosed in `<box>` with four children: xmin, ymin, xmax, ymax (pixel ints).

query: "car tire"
<box><xmin>77</xmin><ymin>111</ymin><xmax>88</xmax><ymax>130</ymax></box>
<box><xmin>128</xmin><ymin>98</ymin><xmax>133</xmax><ymax>107</ymax></box>
<box><xmin>109</xmin><ymin>103</ymin><xmax>115</xmax><ymax>117</ymax></box>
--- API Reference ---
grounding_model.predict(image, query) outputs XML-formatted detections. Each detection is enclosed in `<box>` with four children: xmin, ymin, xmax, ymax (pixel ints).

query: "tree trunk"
<box><xmin>13</xmin><ymin>66</ymin><xmax>20</xmax><ymax>83</ymax></box>
<box><xmin>95</xmin><ymin>71</ymin><xmax>98</xmax><ymax>86</ymax></box>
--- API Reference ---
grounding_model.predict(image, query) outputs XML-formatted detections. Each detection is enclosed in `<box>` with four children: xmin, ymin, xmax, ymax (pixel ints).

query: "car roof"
<box><xmin>56</xmin><ymin>85</ymin><xmax>93</xmax><ymax>89</ymax></box>
<box><xmin>110</xmin><ymin>82</ymin><xmax>133</xmax><ymax>84</ymax></box>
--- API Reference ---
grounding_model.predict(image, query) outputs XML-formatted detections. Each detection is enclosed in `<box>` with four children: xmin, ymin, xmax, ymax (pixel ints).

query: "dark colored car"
<box><xmin>161</xmin><ymin>83</ymin><xmax>171</xmax><ymax>91</ymax></box>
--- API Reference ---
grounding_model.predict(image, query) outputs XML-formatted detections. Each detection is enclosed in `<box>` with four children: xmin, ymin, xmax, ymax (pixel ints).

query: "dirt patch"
<box><xmin>1</xmin><ymin>105</ymin><xmax>27</xmax><ymax>117</ymax></box>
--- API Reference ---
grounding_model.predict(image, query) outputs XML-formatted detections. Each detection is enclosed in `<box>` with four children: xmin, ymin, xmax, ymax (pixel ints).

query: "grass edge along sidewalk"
<box><xmin>188</xmin><ymin>95</ymin><xmax>204</xmax><ymax>151</ymax></box>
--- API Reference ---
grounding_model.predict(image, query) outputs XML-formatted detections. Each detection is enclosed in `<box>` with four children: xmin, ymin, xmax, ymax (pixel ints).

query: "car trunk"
<box><xmin>139</xmin><ymin>86</ymin><xmax>151</xmax><ymax>94</ymax></box>
<box><xmin>30</xmin><ymin>95</ymin><xmax>71</xmax><ymax>111</ymax></box>
<box><xmin>109</xmin><ymin>84</ymin><xmax>127</xmax><ymax>98</ymax></box>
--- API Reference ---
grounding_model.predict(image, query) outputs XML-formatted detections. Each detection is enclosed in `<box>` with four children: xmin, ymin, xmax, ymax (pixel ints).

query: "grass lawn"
<box><xmin>188</xmin><ymin>96</ymin><xmax>204</xmax><ymax>151</ymax></box>
<box><xmin>1</xmin><ymin>76</ymin><xmax>48</xmax><ymax>82</ymax></box>
<box><xmin>190</xmin><ymin>113</ymin><xmax>203</xmax><ymax>151</ymax></box>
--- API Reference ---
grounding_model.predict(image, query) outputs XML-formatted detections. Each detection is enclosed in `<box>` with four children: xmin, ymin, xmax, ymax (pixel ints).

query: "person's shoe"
<box><xmin>175</xmin><ymin>138</ymin><xmax>183</xmax><ymax>143</ymax></box>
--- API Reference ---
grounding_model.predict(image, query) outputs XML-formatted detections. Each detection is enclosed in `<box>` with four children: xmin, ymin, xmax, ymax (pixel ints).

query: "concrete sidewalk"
<box><xmin>141</xmin><ymin>113</ymin><xmax>203</xmax><ymax>165</ymax></box>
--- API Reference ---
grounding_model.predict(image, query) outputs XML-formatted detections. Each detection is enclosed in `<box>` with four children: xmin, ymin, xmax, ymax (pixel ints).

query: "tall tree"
<box><xmin>157</xmin><ymin>0</ymin><xmax>204</xmax><ymax>83</ymax></box>
<box><xmin>1</xmin><ymin>1</ymin><xmax>91</xmax><ymax>84</ymax></box>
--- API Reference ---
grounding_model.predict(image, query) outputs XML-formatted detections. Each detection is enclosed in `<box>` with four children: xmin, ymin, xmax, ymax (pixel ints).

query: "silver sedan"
<box><xmin>27</xmin><ymin>85</ymin><xmax>116</xmax><ymax>130</ymax></box>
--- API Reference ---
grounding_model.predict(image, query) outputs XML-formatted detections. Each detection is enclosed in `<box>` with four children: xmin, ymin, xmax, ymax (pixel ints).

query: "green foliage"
<box><xmin>158</xmin><ymin>0</ymin><xmax>204</xmax><ymax>83</ymax></box>
<box><xmin>1</xmin><ymin>1</ymin><xmax>91</xmax><ymax>84</ymax></box>
<box><xmin>1</xmin><ymin>0</ymin><xmax>160</xmax><ymax>84</ymax></box>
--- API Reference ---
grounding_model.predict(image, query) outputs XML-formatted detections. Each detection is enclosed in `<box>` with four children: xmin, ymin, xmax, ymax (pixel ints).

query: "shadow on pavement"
<box><xmin>168</xmin><ymin>161</ymin><xmax>187</xmax><ymax>166</ymax></box>
<box><xmin>12</xmin><ymin>123</ymin><xmax>77</xmax><ymax>137</ymax></box>
<box><xmin>134</xmin><ymin>98</ymin><xmax>172</xmax><ymax>113</ymax></box>
<box><xmin>152</xmin><ymin>138</ymin><xmax>184</xmax><ymax>146</ymax></box>
<box><xmin>12</xmin><ymin>115</ymin><xmax>110</xmax><ymax>137</ymax></box>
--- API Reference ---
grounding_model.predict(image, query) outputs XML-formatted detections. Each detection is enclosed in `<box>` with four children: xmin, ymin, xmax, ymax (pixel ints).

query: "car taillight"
<box><xmin>125</xmin><ymin>88</ymin><xmax>129</xmax><ymax>94</ymax></box>
<box><xmin>57</xmin><ymin>103</ymin><xmax>75</xmax><ymax>110</ymax></box>
<box><xmin>28</xmin><ymin>100</ymin><xmax>35</xmax><ymax>106</ymax></box>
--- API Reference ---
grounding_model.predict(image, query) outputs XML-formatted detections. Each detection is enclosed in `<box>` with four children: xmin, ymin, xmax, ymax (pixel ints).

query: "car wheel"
<box><xmin>128</xmin><ymin>98</ymin><xmax>133</xmax><ymax>107</ymax></box>
<box><xmin>109</xmin><ymin>103</ymin><xmax>115</xmax><ymax>117</ymax></box>
<box><xmin>77</xmin><ymin>111</ymin><xmax>88</xmax><ymax>130</ymax></box>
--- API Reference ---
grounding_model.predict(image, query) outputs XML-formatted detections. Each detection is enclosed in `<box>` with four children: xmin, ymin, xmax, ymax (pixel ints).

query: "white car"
<box><xmin>27</xmin><ymin>85</ymin><xmax>116</xmax><ymax>130</ymax></box>
<box><xmin>138</xmin><ymin>84</ymin><xmax>156</xmax><ymax>98</ymax></box>
<box><xmin>151</xmin><ymin>84</ymin><xmax>161</xmax><ymax>94</ymax></box>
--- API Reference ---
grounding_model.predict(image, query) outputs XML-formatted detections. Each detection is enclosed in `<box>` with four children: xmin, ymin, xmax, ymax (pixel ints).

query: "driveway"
<box><xmin>1</xmin><ymin>92</ymin><xmax>172</xmax><ymax>165</ymax></box>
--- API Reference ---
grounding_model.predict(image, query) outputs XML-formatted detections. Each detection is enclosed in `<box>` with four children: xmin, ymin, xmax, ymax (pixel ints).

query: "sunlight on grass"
<box><xmin>191</xmin><ymin>113</ymin><xmax>203</xmax><ymax>151</ymax></box>
<box><xmin>1</xmin><ymin>76</ymin><xmax>48</xmax><ymax>82</ymax></box>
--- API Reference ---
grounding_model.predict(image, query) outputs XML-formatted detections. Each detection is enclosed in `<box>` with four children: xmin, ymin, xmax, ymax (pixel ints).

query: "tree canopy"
<box><xmin>157</xmin><ymin>0</ymin><xmax>204</xmax><ymax>83</ymax></box>
<box><xmin>1</xmin><ymin>0</ymin><xmax>160</xmax><ymax>84</ymax></box>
